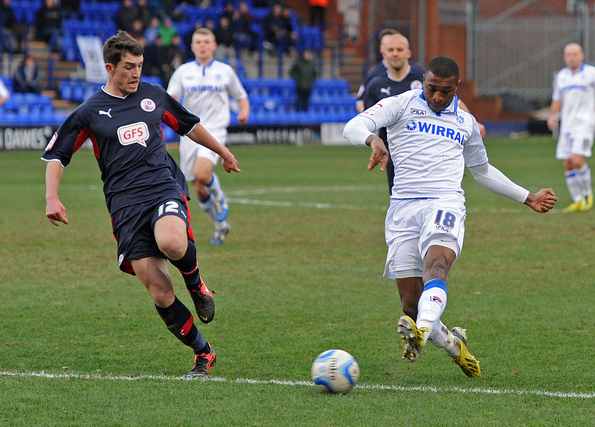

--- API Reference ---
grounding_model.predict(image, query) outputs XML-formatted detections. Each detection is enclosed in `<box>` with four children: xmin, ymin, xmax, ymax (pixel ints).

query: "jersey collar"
<box><xmin>101</xmin><ymin>86</ymin><xmax>129</xmax><ymax>99</ymax></box>
<box><xmin>419</xmin><ymin>91</ymin><xmax>459</xmax><ymax>116</ymax></box>
<box><xmin>196</xmin><ymin>58</ymin><xmax>215</xmax><ymax>76</ymax></box>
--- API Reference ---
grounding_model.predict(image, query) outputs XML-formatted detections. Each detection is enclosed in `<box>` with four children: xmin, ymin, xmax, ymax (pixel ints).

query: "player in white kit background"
<box><xmin>168</xmin><ymin>28</ymin><xmax>250</xmax><ymax>245</ymax></box>
<box><xmin>547</xmin><ymin>43</ymin><xmax>595</xmax><ymax>213</ymax></box>
<box><xmin>344</xmin><ymin>57</ymin><xmax>557</xmax><ymax>377</ymax></box>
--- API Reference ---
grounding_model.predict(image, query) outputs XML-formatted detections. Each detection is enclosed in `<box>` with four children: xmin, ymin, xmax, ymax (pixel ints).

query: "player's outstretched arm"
<box><xmin>524</xmin><ymin>188</ymin><xmax>558</xmax><ymax>213</ymax></box>
<box><xmin>45</xmin><ymin>161</ymin><xmax>69</xmax><ymax>226</ymax></box>
<box><xmin>187</xmin><ymin>123</ymin><xmax>240</xmax><ymax>173</ymax></box>
<box><xmin>468</xmin><ymin>163</ymin><xmax>557</xmax><ymax>213</ymax></box>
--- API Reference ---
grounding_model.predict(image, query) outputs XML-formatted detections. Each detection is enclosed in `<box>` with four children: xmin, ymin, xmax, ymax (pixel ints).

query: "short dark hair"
<box><xmin>428</xmin><ymin>56</ymin><xmax>459</xmax><ymax>79</ymax></box>
<box><xmin>378</xmin><ymin>28</ymin><xmax>402</xmax><ymax>43</ymax></box>
<box><xmin>103</xmin><ymin>31</ymin><xmax>143</xmax><ymax>65</ymax></box>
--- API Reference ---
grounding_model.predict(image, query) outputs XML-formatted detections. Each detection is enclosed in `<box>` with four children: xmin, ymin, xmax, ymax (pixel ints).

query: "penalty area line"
<box><xmin>1</xmin><ymin>370</ymin><xmax>593</xmax><ymax>400</ymax></box>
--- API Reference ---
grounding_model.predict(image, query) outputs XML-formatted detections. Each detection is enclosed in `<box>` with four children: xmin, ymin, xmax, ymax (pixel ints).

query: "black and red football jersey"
<box><xmin>42</xmin><ymin>83</ymin><xmax>199</xmax><ymax>214</ymax></box>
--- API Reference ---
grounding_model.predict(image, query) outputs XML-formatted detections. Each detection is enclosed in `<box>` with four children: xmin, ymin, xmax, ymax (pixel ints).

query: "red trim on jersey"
<box><xmin>89</xmin><ymin>134</ymin><xmax>100</xmax><ymax>159</ymax></box>
<box><xmin>72</xmin><ymin>128</ymin><xmax>91</xmax><ymax>153</ymax></box>
<box><xmin>181</xmin><ymin>194</ymin><xmax>196</xmax><ymax>242</ymax></box>
<box><xmin>162</xmin><ymin>111</ymin><xmax>179</xmax><ymax>132</ymax></box>
<box><xmin>180</xmin><ymin>315</ymin><xmax>194</xmax><ymax>336</ymax></box>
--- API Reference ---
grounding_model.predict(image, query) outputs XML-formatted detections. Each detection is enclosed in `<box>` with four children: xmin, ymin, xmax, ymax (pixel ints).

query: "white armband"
<box><xmin>468</xmin><ymin>163</ymin><xmax>529</xmax><ymax>203</ymax></box>
<box><xmin>343</xmin><ymin>115</ymin><xmax>376</xmax><ymax>146</ymax></box>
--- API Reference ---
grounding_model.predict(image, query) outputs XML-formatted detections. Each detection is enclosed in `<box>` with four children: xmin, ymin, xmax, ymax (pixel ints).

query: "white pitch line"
<box><xmin>229</xmin><ymin>197</ymin><xmax>562</xmax><ymax>215</ymax></box>
<box><xmin>227</xmin><ymin>185</ymin><xmax>379</xmax><ymax>196</ymax></box>
<box><xmin>1</xmin><ymin>370</ymin><xmax>593</xmax><ymax>400</ymax></box>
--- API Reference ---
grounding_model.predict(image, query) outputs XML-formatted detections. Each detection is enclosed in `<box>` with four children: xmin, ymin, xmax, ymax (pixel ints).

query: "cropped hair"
<box><xmin>103</xmin><ymin>31</ymin><xmax>143</xmax><ymax>65</ymax></box>
<box><xmin>428</xmin><ymin>56</ymin><xmax>459</xmax><ymax>79</ymax></box>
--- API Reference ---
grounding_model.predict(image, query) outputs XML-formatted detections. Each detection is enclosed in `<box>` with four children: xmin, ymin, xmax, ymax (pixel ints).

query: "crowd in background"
<box><xmin>0</xmin><ymin>0</ymin><xmax>328</xmax><ymax>111</ymax></box>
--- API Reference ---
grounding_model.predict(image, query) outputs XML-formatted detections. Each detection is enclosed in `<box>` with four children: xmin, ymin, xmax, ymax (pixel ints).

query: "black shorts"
<box><xmin>111</xmin><ymin>196</ymin><xmax>195</xmax><ymax>275</ymax></box>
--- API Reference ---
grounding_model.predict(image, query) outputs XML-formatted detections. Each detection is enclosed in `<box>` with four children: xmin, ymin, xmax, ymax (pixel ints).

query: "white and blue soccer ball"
<box><xmin>311</xmin><ymin>349</ymin><xmax>360</xmax><ymax>394</ymax></box>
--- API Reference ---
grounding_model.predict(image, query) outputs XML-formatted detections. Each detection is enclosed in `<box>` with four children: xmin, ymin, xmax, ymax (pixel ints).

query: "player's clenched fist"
<box><xmin>46</xmin><ymin>197</ymin><xmax>69</xmax><ymax>226</ymax></box>
<box><xmin>525</xmin><ymin>188</ymin><xmax>558</xmax><ymax>213</ymax></box>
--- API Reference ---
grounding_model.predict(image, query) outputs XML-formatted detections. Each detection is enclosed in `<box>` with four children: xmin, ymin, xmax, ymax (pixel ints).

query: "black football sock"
<box><xmin>169</xmin><ymin>240</ymin><xmax>200</xmax><ymax>291</ymax></box>
<box><xmin>155</xmin><ymin>297</ymin><xmax>207</xmax><ymax>354</ymax></box>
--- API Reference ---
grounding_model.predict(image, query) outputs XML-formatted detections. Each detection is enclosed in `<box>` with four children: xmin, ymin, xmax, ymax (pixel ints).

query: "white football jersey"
<box><xmin>552</xmin><ymin>64</ymin><xmax>595</xmax><ymax>134</ymax></box>
<box><xmin>357</xmin><ymin>89</ymin><xmax>488</xmax><ymax>199</ymax></box>
<box><xmin>167</xmin><ymin>60</ymin><xmax>247</xmax><ymax>132</ymax></box>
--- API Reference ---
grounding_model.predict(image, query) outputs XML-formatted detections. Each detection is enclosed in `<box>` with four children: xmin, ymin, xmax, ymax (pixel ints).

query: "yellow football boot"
<box><xmin>562</xmin><ymin>200</ymin><xmax>585</xmax><ymax>213</ymax></box>
<box><xmin>580</xmin><ymin>195</ymin><xmax>593</xmax><ymax>212</ymax></box>
<box><xmin>397</xmin><ymin>315</ymin><xmax>430</xmax><ymax>362</ymax></box>
<box><xmin>451</xmin><ymin>327</ymin><xmax>481</xmax><ymax>378</ymax></box>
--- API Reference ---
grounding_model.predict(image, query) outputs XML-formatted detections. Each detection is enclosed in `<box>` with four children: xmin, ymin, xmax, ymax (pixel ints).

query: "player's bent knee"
<box><xmin>157</xmin><ymin>236</ymin><xmax>186</xmax><ymax>260</ymax></box>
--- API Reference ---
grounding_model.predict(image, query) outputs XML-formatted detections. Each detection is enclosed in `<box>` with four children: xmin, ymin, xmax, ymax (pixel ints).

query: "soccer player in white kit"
<box><xmin>343</xmin><ymin>57</ymin><xmax>557</xmax><ymax>377</ymax></box>
<box><xmin>547</xmin><ymin>43</ymin><xmax>595</xmax><ymax>213</ymax></box>
<box><xmin>168</xmin><ymin>28</ymin><xmax>250</xmax><ymax>245</ymax></box>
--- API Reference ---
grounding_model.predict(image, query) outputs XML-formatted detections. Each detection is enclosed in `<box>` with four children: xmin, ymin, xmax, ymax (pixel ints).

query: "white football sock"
<box><xmin>578</xmin><ymin>164</ymin><xmax>592</xmax><ymax>198</ymax></box>
<box><xmin>198</xmin><ymin>194</ymin><xmax>217</xmax><ymax>222</ymax></box>
<box><xmin>208</xmin><ymin>173</ymin><xmax>224</xmax><ymax>202</ymax></box>
<box><xmin>416</xmin><ymin>279</ymin><xmax>448</xmax><ymax>333</ymax></box>
<box><xmin>429</xmin><ymin>321</ymin><xmax>460</xmax><ymax>357</ymax></box>
<box><xmin>565</xmin><ymin>169</ymin><xmax>584</xmax><ymax>202</ymax></box>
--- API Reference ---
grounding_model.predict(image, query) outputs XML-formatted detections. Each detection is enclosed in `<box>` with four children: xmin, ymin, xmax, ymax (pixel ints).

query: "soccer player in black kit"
<box><xmin>42</xmin><ymin>31</ymin><xmax>240</xmax><ymax>378</ymax></box>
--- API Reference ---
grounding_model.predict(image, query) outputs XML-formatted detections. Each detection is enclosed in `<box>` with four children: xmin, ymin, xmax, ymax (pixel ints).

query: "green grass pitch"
<box><xmin>1</xmin><ymin>137</ymin><xmax>594</xmax><ymax>426</ymax></box>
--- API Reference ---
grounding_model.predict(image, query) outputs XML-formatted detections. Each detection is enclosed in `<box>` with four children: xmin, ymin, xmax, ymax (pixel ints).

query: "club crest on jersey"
<box><xmin>117</xmin><ymin>122</ymin><xmax>149</xmax><ymax>147</ymax></box>
<box><xmin>410</xmin><ymin>108</ymin><xmax>426</xmax><ymax>116</ymax></box>
<box><xmin>405</xmin><ymin>120</ymin><xmax>465</xmax><ymax>145</ymax></box>
<box><xmin>410</xmin><ymin>80</ymin><xmax>422</xmax><ymax>90</ymax></box>
<box><xmin>140</xmin><ymin>98</ymin><xmax>156</xmax><ymax>112</ymax></box>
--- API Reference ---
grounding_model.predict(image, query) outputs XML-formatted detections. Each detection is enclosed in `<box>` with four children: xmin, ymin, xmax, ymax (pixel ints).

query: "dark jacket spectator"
<box><xmin>34</xmin><ymin>0</ymin><xmax>62</xmax><ymax>45</ymax></box>
<box><xmin>13</xmin><ymin>54</ymin><xmax>42</xmax><ymax>94</ymax></box>
<box><xmin>0</xmin><ymin>0</ymin><xmax>18</xmax><ymax>52</ymax></box>
<box><xmin>214</xmin><ymin>16</ymin><xmax>234</xmax><ymax>48</ymax></box>
<box><xmin>232</xmin><ymin>1</ymin><xmax>256</xmax><ymax>52</ymax></box>
<box><xmin>289</xmin><ymin>50</ymin><xmax>317</xmax><ymax>111</ymax></box>
<box><xmin>115</xmin><ymin>0</ymin><xmax>138</xmax><ymax>33</ymax></box>
<box><xmin>263</xmin><ymin>3</ymin><xmax>293</xmax><ymax>53</ymax></box>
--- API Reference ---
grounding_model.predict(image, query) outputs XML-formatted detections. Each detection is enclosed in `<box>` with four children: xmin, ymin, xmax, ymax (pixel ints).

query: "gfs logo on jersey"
<box><xmin>117</xmin><ymin>122</ymin><xmax>149</xmax><ymax>147</ymax></box>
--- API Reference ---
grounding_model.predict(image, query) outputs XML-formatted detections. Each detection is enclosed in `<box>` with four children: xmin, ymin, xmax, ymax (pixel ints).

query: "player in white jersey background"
<box><xmin>547</xmin><ymin>43</ymin><xmax>595</xmax><ymax>213</ymax></box>
<box><xmin>344</xmin><ymin>57</ymin><xmax>557</xmax><ymax>378</ymax></box>
<box><xmin>168</xmin><ymin>28</ymin><xmax>250</xmax><ymax>245</ymax></box>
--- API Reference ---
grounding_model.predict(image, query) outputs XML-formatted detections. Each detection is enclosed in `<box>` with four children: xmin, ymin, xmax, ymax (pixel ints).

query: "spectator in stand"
<box><xmin>115</xmin><ymin>0</ymin><xmax>138</xmax><ymax>33</ymax></box>
<box><xmin>61</xmin><ymin>0</ymin><xmax>80</xmax><ymax>18</ymax></box>
<box><xmin>144</xmin><ymin>16</ymin><xmax>160</xmax><ymax>45</ymax></box>
<box><xmin>136</xmin><ymin>0</ymin><xmax>153</xmax><ymax>28</ymax></box>
<box><xmin>34</xmin><ymin>0</ymin><xmax>62</xmax><ymax>47</ymax></box>
<box><xmin>221</xmin><ymin>1</ymin><xmax>235</xmax><ymax>22</ymax></box>
<box><xmin>0</xmin><ymin>0</ymin><xmax>18</xmax><ymax>53</ymax></box>
<box><xmin>0</xmin><ymin>78</ymin><xmax>10</xmax><ymax>106</ymax></box>
<box><xmin>309</xmin><ymin>0</ymin><xmax>327</xmax><ymax>30</ymax></box>
<box><xmin>263</xmin><ymin>3</ymin><xmax>294</xmax><ymax>54</ymax></box>
<box><xmin>214</xmin><ymin>16</ymin><xmax>234</xmax><ymax>61</ymax></box>
<box><xmin>233</xmin><ymin>1</ymin><xmax>256</xmax><ymax>54</ymax></box>
<box><xmin>163</xmin><ymin>34</ymin><xmax>185</xmax><ymax>81</ymax></box>
<box><xmin>129</xmin><ymin>18</ymin><xmax>145</xmax><ymax>40</ymax></box>
<box><xmin>252</xmin><ymin>0</ymin><xmax>271</xmax><ymax>6</ymax></box>
<box><xmin>143</xmin><ymin>34</ymin><xmax>163</xmax><ymax>79</ymax></box>
<box><xmin>159</xmin><ymin>16</ymin><xmax>178</xmax><ymax>46</ymax></box>
<box><xmin>289</xmin><ymin>49</ymin><xmax>317</xmax><ymax>111</ymax></box>
<box><xmin>13</xmin><ymin>54</ymin><xmax>42</xmax><ymax>94</ymax></box>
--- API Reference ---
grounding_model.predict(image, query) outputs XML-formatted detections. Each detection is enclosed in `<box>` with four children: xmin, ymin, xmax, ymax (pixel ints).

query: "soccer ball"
<box><xmin>311</xmin><ymin>349</ymin><xmax>360</xmax><ymax>394</ymax></box>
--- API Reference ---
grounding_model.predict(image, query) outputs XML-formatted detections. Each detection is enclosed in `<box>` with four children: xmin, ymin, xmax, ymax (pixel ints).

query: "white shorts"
<box><xmin>556</xmin><ymin>129</ymin><xmax>593</xmax><ymax>159</ymax></box>
<box><xmin>179</xmin><ymin>129</ymin><xmax>227</xmax><ymax>181</ymax></box>
<box><xmin>383</xmin><ymin>197</ymin><xmax>466</xmax><ymax>280</ymax></box>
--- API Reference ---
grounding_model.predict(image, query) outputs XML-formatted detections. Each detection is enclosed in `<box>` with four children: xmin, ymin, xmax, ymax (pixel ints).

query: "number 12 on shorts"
<box><xmin>435</xmin><ymin>209</ymin><xmax>456</xmax><ymax>228</ymax></box>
